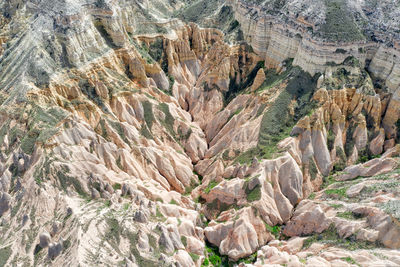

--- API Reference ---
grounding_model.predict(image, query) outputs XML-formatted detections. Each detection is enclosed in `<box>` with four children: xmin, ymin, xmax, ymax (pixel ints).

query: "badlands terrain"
<box><xmin>0</xmin><ymin>0</ymin><xmax>399</xmax><ymax>266</ymax></box>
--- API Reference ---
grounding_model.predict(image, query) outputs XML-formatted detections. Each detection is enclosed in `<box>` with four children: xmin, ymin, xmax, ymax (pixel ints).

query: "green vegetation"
<box><xmin>319</xmin><ymin>0</ymin><xmax>365</xmax><ymax>42</ymax></box>
<box><xmin>109</xmin><ymin>120</ymin><xmax>130</xmax><ymax>144</ymax></box>
<box><xmin>20</xmin><ymin>105</ymin><xmax>67</xmax><ymax>154</ymax></box>
<box><xmin>155</xmin><ymin>207</ymin><xmax>165</xmax><ymax>220</ymax></box>
<box><xmin>94</xmin><ymin>19</ymin><xmax>117</xmax><ymax>49</ymax></box>
<box><xmin>335</xmin><ymin>48</ymin><xmax>347</xmax><ymax>54</ymax></box>
<box><xmin>126</xmin><ymin>231</ymin><xmax>159</xmax><ymax>266</ymax></box>
<box><xmin>189</xmin><ymin>252</ymin><xmax>200</xmax><ymax>262</ymax></box>
<box><xmin>142</xmin><ymin>101</ymin><xmax>155</xmax><ymax>130</ymax></box>
<box><xmin>140</xmin><ymin>123</ymin><xmax>153</xmax><ymax>139</ymax></box>
<box><xmin>225</xmin><ymin>60</ymin><xmax>265</xmax><ymax>105</ymax></box>
<box><xmin>236</xmin><ymin>60</ymin><xmax>319</xmax><ymax>164</ymax></box>
<box><xmin>148</xmin><ymin>39</ymin><xmax>164</xmax><ymax>63</ymax></box>
<box><xmin>237</xmin><ymin>252</ymin><xmax>257</xmax><ymax>265</ymax></box>
<box><xmin>336</xmin><ymin>211</ymin><xmax>362</xmax><ymax>220</ymax></box>
<box><xmin>322</xmin><ymin>175</ymin><xmax>337</xmax><ymax>189</ymax></box>
<box><xmin>202</xmin><ymin>244</ymin><xmax>228</xmax><ymax>267</ymax></box>
<box><xmin>169</xmin><ymin>199</ymin><xmax>178</xmax><ymax>205</ymax></box>
<box><xmin>303</xmin><ymin>224</ymin><xmax>379</xmax><ymax>250</ymax></box>
<box><xmin>116</xmin><ymin>156</ymin><xmax>123</xmax><ymax>170</ymax></box>
<box><xmin>79</xmin><ymin>79</ymin><xmax>108</xmax><ymax>113</ymax></box>
<box><xmin>158</xmin><ymin>103</ymin><xmax>176</xmax><ymax>138</ymax></box>
<box><xmin>344</xmin><ymin>122</ymin><xmax>356</xmax><ymax>157</ymax></box>
<box><xmin>341</xmin><ymin>257</ymin><xmax>358</xmax><ymax>265</ymax></box>
<box><xmin>324</xmin><ymin>187</ymin><xmax>347</xmax><ymax>198</ymax></box>
<box><xmin>243</xmin><ymin>179</ymin><xmax>262</xmax><ymax>202</ymax></box>
<box><xmin>309</xmin><ymin>159</ymin><xmax>319</xmax><ymax>180</ymax></box>
<box><xmin>205</xmin><ymin>181</ymin><xmax>219</xmax><ymax>194</ymax></box>
<box><xmin>380</xmin><ymin>200</ymin><xmax>400</xmax><ymax>220</ymax></box>
<box><xmin>256</xmin><ymin>103</ymin><xmax>267</xmax><ymax>117</ymax></box>
<box><xmin>357</xmin><ymin>148</ymin><xmax>381</xmax><ymax>164</ymax></box>
<box><xmin>178</xmin><ymin>0</ymin><xmax>224</xmax><ymax>25</ymax></box>
<box><xmin>333</xmin><ymin>146</ymin><xmax>347</xmax><ymax>172</ymax></box>
<box><xmin>133</xmin><ymin>42</ymin><xmax>155</xmax><ymax>64</ymax></box>
<box><xmin>205</xmin><ymin>199</ymin><xmax>237</xmax><ymax>219</ymax></box>
<box><xmin>265</xmin><ymin>224</ymin><xmax>281</xmax><ymax>239</ymax></box>
<box><xmin>181</xmin><ymin>235</ymin><xmax>187</xmax><ymax>247</ymax></box>
<box><xmin>0</xmin><ymin>246</ymin><xmax>11</xmax><ymax>267</ymax></box>
<box><xmin>97</xmin><ymin>118</ymin><xmax>109</xmax><ymax>141</ymax></box>
<box><xmin>105</xmin><ymin>217</ymin><xmax>122</xmax><ymax>244</ymax></box>
<box><xmin>327</xmin><ymin>129</ymin><xmax>335</xmax><ymax>151</ymax></box>
<box><xmin>112</xmin><ymin>183</ymin><xmax>121</xmax><ymax>190</ymax></box>
<box><xmin>329</xmin><ymin>203</ymin><xmax>344</xmax><ymax>209</ymax></box>
<box><xmin>123</xmin><ymin>203</ymin><xmax>130</xmax><ymax>210</ymax></box>
<box><xmin>57</xmin><ymin>165</ymin><xmax>88</xmax><ymax>198</ymax></box>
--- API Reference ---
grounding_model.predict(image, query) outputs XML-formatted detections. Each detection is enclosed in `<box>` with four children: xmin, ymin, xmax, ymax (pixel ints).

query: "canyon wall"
<box><xmin>227</xmin><ymin>0</ymin><xmax>400</xmax><ymax>94</ymax></box>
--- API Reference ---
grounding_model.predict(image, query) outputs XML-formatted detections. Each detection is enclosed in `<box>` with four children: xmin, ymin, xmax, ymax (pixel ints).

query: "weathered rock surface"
<box><xmin>0</xmin><ymin>0</ymin><xmax>399</xmax><ymax>266</ymax></box>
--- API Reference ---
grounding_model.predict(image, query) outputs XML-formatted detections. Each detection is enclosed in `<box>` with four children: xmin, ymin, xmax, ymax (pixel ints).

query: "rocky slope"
<box><xmin>0</xmin><ymin>0</ymin><xmax>399</xmax><ymax>266</ymax></box>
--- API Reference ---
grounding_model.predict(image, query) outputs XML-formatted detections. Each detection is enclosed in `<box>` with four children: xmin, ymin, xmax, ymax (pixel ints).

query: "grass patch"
<box><xmin>324</xmin><ymin>187</ymin><xmax>347</xmax><ymax>198</ymax></box>
<box><xmin>189</xmin><ymin>252</ymin><xmax>200</xmax><ymax>262</ymax></box>
<box><xmin>336</xmin><ymin>211</ymin><xmax>362</xmax><ymax>220</ymax></box>
<box><xmin>112</xmin><ymin>183</ymin><xmax>121</xmax><ymax>190</ymax></box>
<box><xmin>126</xmin><ymin>231</ymin><xmax>158</xmax><ymax>266</ymax></box>
<box><xmin>341</xmin><ymin>257</ymin><xmax>358</xmax><ymax>265</ymax></box>
<box><xmin>204</xmin><ymin>181</ymin><xmax>219</xmax><ymax>194</ymax></box>
<box><xmin>309</xmin><ymin>159</ymin><xmax>319</xmax><ymax>180</ymax></box>
<box><xmin>105</xmin><ymin>217</ymin><xmax>121</xmax><ymax>244</ymax></box>
<box><xmin>158</xmin><ymin>103</ymin><xmax>176</xmax><ymax>138</ymax></box>
<box><xmin>303</xmin><ymin>224</ymin><xmax>379</xmax><ymax>250</ymax></box>
<box><xmin>329</xmin><ymin>203</ymin><xmax>343</xmax><ymax>209</ymax></box>
<box><xmin>142</xmin><ymin>101</ymin><xmax>154</xmax><ymax>130</ymax></box>
<box><xmin>0</xmin><ymin>246</ymin><xmax>12</xmax><ymax>267</ymax></box>
<box><xmin>0</xmin><ymin>246</ymin><xmax>11</xmax><ymax>267</ymax></box>
<box><xmin>57</xmin><ymin>165</ymin><xmax>88</xmax><ymax>198</ymax></box>
<box><xmin>181</xmin><ymin>236</ymin><xmax>187</xmax><ymax>247</ymax></box>
<box><xmin>333</xmin><ymin>146</ymin><xmax>347</xmax><ymax>172</ymax></box>
<box><xmin>265</xmin><ymin>224</ymin><xmax>281</xmax><ymax>239</ymax></box>
<box><xmin>140</xmin><ymin>123</ymin><xmax>153</xmax><ymax>139</ymax></box>
<box><xmin>236</xmin><ymin>61</ymin><xmax>319</xmax><ymax>164</ymax></box>
<box><xmin>243</xmin><ymin>179</ymin><xmax>262</xmax><ymax>202</ymax></box>
<box><xmin>109</xmin><ymin>120</ymin><xmax>130</xmax><ymax>144</ymax></box>
<box><xmin>169</xmin><ymin>199</ymin><xmax>178</xmax><ymax>205</ymax></box>
<box><xmin>380</xmin><ymin>200</ymin><xmax>400</xmax><ymax>220</ymax></box>
<box><xmin>318</xmin><ymin>0</ymin><xmax>365</xmax><ymax>42</ymax></box>
<box><xmin>237</xmin><ymin>252</ymin><xmax>257</xmax><ymax>265</ymax></box>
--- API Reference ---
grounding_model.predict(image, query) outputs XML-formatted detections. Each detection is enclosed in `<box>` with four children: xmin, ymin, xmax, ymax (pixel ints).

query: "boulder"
<box><xmin>39</xmin><ymin>232</ymin><xmax>51</xmax><ymax>248</ymax></box>
<box><xmin>283</xmin><ymin>200</ymin><xmax>331</xmax><ymax>236</ymax></box>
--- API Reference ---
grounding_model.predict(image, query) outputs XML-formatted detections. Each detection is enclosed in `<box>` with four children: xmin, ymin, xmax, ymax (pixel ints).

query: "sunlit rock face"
<box><xmin>228</xmin><ymin>0</ymin><xmax>400</xmax><ymax>93</ymax></box>
<box><xmin>0</xmin><ymin>0</ymin><xmax>399</xmax><ymax>266</ymax></box>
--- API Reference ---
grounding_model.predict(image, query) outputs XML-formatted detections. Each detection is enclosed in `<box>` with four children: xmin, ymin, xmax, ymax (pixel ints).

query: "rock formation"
<box><xmin>0</xmin><ymin>0</ymin><xmax>398</xmax><ymax>266</ymax></box>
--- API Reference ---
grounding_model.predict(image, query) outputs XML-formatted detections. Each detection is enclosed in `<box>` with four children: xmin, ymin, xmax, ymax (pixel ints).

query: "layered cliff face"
<box><xmin>0</xmin><ymin>0</ymin><xmax>399</xmax><ymax>266</ymax></box>
<box><xmin>228</xmin><ymin>0</ymin><xmax>400</xmax><ymax>94</ymax></box>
